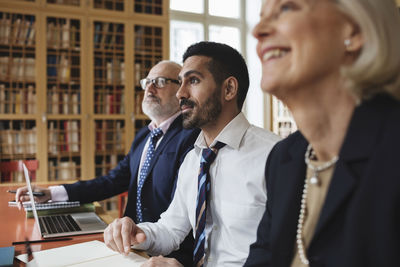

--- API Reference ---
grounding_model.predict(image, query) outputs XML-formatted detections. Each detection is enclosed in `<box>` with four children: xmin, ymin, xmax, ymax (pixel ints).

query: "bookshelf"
<box><xmin>93</xmin><ymin>20</ymin><xmax>124</xmax><ymax>115</ymax></box>
<box><xmin>0</xmin><ymin>10</ymin><xmax>38</xmax><ymax>183</ymax></box>
<box><xmin>47</xmin><ymin>0</ymin><xmax>80</xmax><ymax>6</ymax></box>
<box><xmin>0</xmin><ymin>0</ymin><xmax>169</xmax><ymax>210</ymax></box>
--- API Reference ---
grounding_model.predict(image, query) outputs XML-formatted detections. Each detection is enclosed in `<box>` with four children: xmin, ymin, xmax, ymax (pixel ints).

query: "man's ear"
<box><xmin>224</xmin><ymin>77</ymin><xmax>238</xmax><ymax>102</ymax></box>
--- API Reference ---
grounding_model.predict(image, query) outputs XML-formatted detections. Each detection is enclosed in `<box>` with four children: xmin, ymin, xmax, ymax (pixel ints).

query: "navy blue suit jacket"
<box><xmin>64</xmin><ymin>115</ymin><xmax>200</xmax><ymax>266</ymax></box>
<box><xmin>245</xmin><ymin>94</ymin><xmax>400</xmax><ymax>267</ymax></box>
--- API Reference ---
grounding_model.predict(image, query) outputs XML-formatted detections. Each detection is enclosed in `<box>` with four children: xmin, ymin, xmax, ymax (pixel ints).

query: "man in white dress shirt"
<box><xmin>104</xmin><ymin>42</ymin><xmax>280</xmax><ymax>267</ymax></box>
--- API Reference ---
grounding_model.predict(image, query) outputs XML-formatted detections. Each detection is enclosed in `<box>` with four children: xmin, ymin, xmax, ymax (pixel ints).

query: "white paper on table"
<box><xmin>16</xmin><ymin>240</ymin><xmax>147</xmax><ymax>267</ymax></box>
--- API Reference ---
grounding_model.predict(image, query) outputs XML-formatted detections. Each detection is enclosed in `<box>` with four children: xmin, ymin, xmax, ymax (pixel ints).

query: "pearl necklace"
<box><xmin>304</xmin><ymin>144</ymin><xmax>339</xmax><ymax>186</ymax></box>
<box><xmin>296</xmin><ymin>144</ymin><xmax>339</xmax><ymax>265</ymax></box>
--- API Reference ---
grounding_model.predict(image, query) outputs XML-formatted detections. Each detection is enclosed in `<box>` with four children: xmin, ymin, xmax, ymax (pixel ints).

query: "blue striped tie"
<box><xmin>136</xmin><ymin>127</ymin><xmax>163</xmax><ymax>223</ymax></box>
<box><xmin>193</xmin><ymin>141</ymin><xmax>226</xmax><ymax>267</ymax></box>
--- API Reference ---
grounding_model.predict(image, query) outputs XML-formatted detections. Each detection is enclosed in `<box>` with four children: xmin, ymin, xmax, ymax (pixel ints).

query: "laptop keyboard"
<box><xmin>39</xmin><ymin>215</ymin><xmax>82</xmax><ymax>234</ymax></box>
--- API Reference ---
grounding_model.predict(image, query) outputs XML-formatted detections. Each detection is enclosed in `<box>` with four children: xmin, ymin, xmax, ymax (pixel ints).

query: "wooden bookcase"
<box><xmin>0</xmin><ymin>0</ymin><xmax>169</xmax><ymax>205</ymax></box>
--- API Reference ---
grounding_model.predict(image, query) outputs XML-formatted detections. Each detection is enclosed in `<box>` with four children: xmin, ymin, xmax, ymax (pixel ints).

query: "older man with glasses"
<box><xmin>14</xmin><ymin>60</ymin><xmax>200</xmax><ymax>266</ymax></box>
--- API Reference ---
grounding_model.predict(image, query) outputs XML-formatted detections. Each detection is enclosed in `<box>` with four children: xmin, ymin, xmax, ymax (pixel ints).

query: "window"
<box><xmin>170</xmin><ymin>0</ymin><xmax>203</xmax><ymax>14</ymax></box>
<box><xmin>170</xmin><ymin>0</ymin><xmax>244</xmax><ymax>63</ymax></box>
<box><xmin>209</xmin><ymin>25</ymin><xmax>240</xmax><ymax>51</ymax></box>
<box><xmin>209</xmin><ymin>0</ymin><xmax>240</xmax><ymax>18</ymax></box>
<box><xmin>170</xmin><ymin>20</ymin><xmax>203</xmax><ymax>62</ymax></box>
<box><xmin>170</xmin><ymin>0</ymin><xmax>267</xmax><ymax>129</ymax></box>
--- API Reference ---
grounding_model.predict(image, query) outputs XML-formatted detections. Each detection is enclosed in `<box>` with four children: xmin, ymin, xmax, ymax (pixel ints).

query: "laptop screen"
<box><xmin>22</xmin><ymin>163</ymin><xmax>43</xmax><ymax>234</ymax></box>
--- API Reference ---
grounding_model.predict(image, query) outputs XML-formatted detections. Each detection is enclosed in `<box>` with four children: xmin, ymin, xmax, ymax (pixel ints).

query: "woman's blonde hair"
<box><xmin>338</xmin><ymin>0</ymin><xmax>400</xmax><ymax>100</ymax></box>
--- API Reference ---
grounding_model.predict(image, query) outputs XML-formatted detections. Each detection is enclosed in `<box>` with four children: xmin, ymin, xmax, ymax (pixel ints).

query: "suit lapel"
<box><xmin>310</xmin><ymin>95</ymin><xmax>387</xmax><ymax>244</ymax></box>
<box><xmin>143</xmin><ymin>115</ymin><xmax>183</xmax><ymax>181</ymax></box>
<box><xmin>272</xmin><ymin>135</ymin><xmax>308</xmax><ymax>263</ymax></box>
<box><xmin>311</xmin><ymin>160</ymin><xmax>356</xmax><ymax>239</ymax></box>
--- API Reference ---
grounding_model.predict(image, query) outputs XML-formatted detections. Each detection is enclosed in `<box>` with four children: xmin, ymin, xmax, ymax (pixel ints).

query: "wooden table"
<box><xmin>0</xmin><ymin>185</ymin><xmax>118</xmax><ymax>266</ymax></box>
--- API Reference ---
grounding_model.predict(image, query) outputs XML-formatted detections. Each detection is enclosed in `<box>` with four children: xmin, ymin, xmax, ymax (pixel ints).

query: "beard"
<box><xmin>180</xmin><ymin>87</ymin><xmax>222</xmax><ymax>129</ymax></box>
<box><xmin>142</xmin><ymin>95</ymin><xmax>179</xmax><ymax>120</ymax></box>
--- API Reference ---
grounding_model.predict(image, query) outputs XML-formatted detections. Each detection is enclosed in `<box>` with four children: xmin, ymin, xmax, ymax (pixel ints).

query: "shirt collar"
<box><xmin>148</xmin><ymin>111</ymin><xmax>181</xmax><ymax>134</ymax></box>
<box><xmin>195</xmin><ymin>112</ymin><xmax>250</xmax><ymax>150</ymax></box>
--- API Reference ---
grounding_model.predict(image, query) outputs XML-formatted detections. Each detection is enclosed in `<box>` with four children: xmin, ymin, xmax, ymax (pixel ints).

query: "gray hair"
<box><xmin>337</xmin><ymin>0</ymin><xmax>400</xmax><ymax>100</ymax></box>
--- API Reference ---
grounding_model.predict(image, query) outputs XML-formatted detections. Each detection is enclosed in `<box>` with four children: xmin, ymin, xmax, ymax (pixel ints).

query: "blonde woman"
<box><xmin>246</xmin><ymin>0</ymin><xmax>400</xmax><ymax>266</ymax></box>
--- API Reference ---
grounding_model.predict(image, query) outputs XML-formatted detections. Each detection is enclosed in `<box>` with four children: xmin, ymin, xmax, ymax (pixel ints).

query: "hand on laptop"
<box><xmin>104</xmin><ymin>216</ymin><xmax>147</xmax><ymax>256</ymax></box>
<box><xmin>142</xmin><ymin>256</ymin><xmax>183</xmax><ymax>267</ymax></box>
<box><xmin>15</xmin><ymin>185</ymin><xmax>51</xmax><ymax>209</ymax></box>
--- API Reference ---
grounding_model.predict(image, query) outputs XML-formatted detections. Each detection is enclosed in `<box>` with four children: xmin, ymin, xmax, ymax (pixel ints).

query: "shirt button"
<box><xmin>213</xmin><ymin>225</ymin><xmax>218</xmax><ymax>231</ymax></box>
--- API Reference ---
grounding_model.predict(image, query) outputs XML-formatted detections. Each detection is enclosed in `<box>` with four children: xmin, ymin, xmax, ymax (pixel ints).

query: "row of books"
<box><xmin>134</xmin><ymin>63</ymin><xmax>142</xmax><ymax>85</ymax></box>
<box><xmin>134</xmin><ymin>2</ymin><xmax>163</xmax><ymax>15</ymax></box>
<box><xmin>93</xmin><ymin>22</ymin><xmax>124</xmax><ymax>50</ymax></box>
<box><xmin>94</xmin><ymin>57</ymin><xmax>125</xmax><ymax>85</ymax></box>
<box><xmin>94</xmin><ymin>0</ymin><xmax>124</xmax><ymax>11</ymax></box>
<box><xmin>47</xmin><ymin>53</ymin><xmax>76</xmax><ymax>83</ymax></box>
<box><xmin>47</xmin><ymin>90</ymin><xmax>80</xmax><ymax>114</ymax></box>
<box><xmin>0</xmin><ymin>165</ymin><xmax>36</xmax><ymax>183</ymax></box>
<box><xmin>95</xmin><ymin>120</ymin><xmax>124</xmax><ymax>152</ymax></box>
<box><xmin>101</xmin><ymin>195</ymin><xmax>118</xmax><ymax>212</ymax></box>
<box><xmin>48</xmin><ymin>120</ymin><xmax>80</xmax><ymax>153</ymax></box>
<box><xmin>47</xmin><ymin>20</ymin><xmax>80</xmax><ymax>49</ymax></box>
<box><xmin>0</xmin><ymin>56</ymin><xmax>35</xmax><ymax>82</ymax></box>
<box><xmin>48</xmin><ymin>160</ymin><xmax>78</xmax><ymax>181</ymax></box>
<box><xmin>0</xmin><ymin>126</ymin><xmax>36</xmax><ymax>155</ymax></box>
<box><xmin>95</xmin><ymin>155</ymin><xmax>119</xmax><ymax>176</ymax></box>
<box><xmin>134</xmin><ymin>26</ymin><xmax>163</xmax><ymax>52</ymax></box>
<box><xmin>0</xmin><ymin>15</ymin><xmax>35</xmax><ymax>46</ymax></box>
<box><xmin>277</xmin><ymin>121</ymin><xmax>297</xmax><ymax>139</ymax></box>
<box><xmin>0</xmin><ymin>84</ymin><xmax>36</xmax><ymax>114</ymax></box>
<box><xmin>48</xmin><ymin>0</ymin><xmax>80</xmax><ymax>6</ymax></box>
<box><xmin>134</xmin><ymin>90</ymin><xmax>144</xmax><ymax>115</ymax></box>
<box><xmin>94</xmin><ymin>92</ymin><xmax>124</xmax><ymax>114</ymax></box>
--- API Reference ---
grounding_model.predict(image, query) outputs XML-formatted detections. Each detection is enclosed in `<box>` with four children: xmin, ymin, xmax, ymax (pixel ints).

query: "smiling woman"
<box><xmin>245</xmin><ymin>0</ymin><xmax>400</xmax><ymax>266</ymax></box>
<box><xmin>254</xmin><ymin>0</ymin><xmax>357</xmax><ymax>103</ymax></box>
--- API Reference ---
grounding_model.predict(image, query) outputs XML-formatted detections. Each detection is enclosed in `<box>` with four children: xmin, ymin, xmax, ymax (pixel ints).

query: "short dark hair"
<box><xmin>182</xmin><ymin>41</ymin><xmax>249</xmax><ymax>110</ymax></box>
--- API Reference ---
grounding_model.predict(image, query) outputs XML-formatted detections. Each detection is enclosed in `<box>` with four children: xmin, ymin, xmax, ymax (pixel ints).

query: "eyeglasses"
<box><xmin>140</xmin><ymin>77</ymin><xmax>180</xmax><ymax>90</ymax></box>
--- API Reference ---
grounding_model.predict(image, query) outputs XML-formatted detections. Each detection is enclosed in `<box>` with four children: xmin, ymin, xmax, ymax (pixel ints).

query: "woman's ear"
<box><xmin>224</xmin><ymin>77</ymin><xmax>238</xmax><ymax>102</ymax></box>
<box><xmin>343</xmin><ymin>20</ymin><xmax>363</xmax><ymax>53</ymax></box>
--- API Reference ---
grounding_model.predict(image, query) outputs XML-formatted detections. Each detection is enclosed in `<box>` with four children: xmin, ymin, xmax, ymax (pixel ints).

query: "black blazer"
<box><xmin>245</xmin><ymin>94</ymin><xmax>400</xmax><ymax>267</ymax></box>
<box><xmin>64</xmin><ymin>115</ymin><xmax>200</xmax><ymax>266</ymax></box>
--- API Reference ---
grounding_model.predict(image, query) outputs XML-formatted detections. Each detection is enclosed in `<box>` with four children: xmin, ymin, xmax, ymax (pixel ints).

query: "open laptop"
<box><xmin>23</xmin><ymin>163</ymin><xmax>108</xmax><ymax>238</ymax></box>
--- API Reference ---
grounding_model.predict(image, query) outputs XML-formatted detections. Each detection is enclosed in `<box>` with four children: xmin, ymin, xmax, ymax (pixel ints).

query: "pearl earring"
<box><xmin>344</xmin><ymin>39</ymin><xmax>351</xmax><ymax>47</ymax></box>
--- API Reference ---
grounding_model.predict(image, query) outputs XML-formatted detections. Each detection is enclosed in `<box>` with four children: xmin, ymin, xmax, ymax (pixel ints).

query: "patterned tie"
<box><xmin>193</xmin><ymin>141</ymin><xmax>226</xmax><ymax>267</ymax></box>
<box><xmin>136</xmin><ymin>127</ymin><xmax>163</xmax><ymax>223</ymax></box>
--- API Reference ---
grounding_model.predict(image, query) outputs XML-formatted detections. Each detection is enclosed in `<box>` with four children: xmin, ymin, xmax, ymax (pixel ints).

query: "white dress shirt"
<box><xmin>137</xmin><ymin>112</ymin><xmax>280</xmax><ymax>266</ymax></box>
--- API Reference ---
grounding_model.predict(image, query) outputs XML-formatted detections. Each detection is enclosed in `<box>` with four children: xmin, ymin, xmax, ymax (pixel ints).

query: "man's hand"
<box><xmin>15</xmin><ymin>185</ymin><xmax>51</xmax><ymax>209</ymax></box>
<box><xmin>104</xmin><ymin>216</ymin><xmax>147</xmax><ymax>255</ymax></box>
<box><xmin>141</xmin><ymin>256</ymin><xmax>183</xmax><ymax>267</ymax></box>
